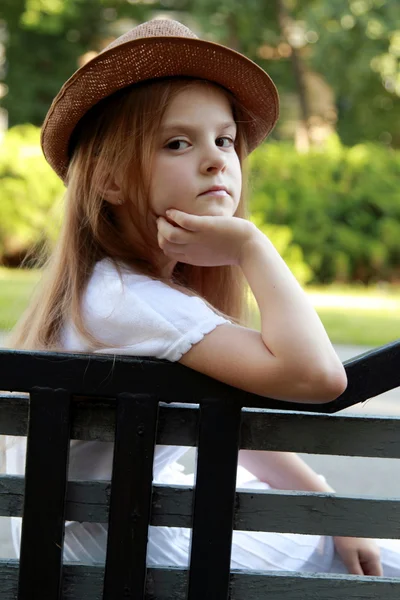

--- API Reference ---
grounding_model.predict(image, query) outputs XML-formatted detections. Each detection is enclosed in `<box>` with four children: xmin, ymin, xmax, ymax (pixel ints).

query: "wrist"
<box><xmin>237</xmin><ymin>223</ymin><xmax>266</xmax><ymax>267</ymax></box>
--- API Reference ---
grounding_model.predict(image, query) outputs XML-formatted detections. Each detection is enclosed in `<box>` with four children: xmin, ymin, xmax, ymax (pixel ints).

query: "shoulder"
<box><xmin>86</xmin><ymin>258</ymin><xmax>205</xmax><ymax>314</ymax></box>
<box><xmin>81</xmin><ymin>259</ymin><xmax>230</xmax><ymax>360</ymax></box>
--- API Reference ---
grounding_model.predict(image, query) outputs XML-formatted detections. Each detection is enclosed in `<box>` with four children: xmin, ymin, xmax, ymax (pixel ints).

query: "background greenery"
<box><xmin>0</xmin><ymin>267</ymin><xmax>40</xmax><ymax>331</ymax></box>
<box><xmin>1</xmin><ymin>125</ymin><xmax>399</xmax><ymax>287</ymax></box>
<box><xmin>1</xmin><ymin>1</ymin><xmax>399</xmax><ymax>146</ymax></box>
<box><xmin>249</xmin><ymin>137</ymin><xmax>400</xmax><ymax>284</ymax></box>
<box><xmin>0</xmin><ymin>0</ymin><xmax>399</xmax><ymax>347</ymax></box>
<box><xmin>2</xmin><ymin>266</ymin><xmax>400</xmax><ymax>346</ymax></box>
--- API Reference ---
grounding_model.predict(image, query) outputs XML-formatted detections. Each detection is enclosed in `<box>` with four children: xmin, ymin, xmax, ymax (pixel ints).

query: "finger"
<box><xmin>343</xmin><ymin>554</ymin><xmax>364</xmax><ymax>576</ymax></box>
<box><xmin>157</xmin><ymin>217</ymin><xmax>190</xmax><ymax>244</ymax></box>
<box><xmin>166</xmin><ymin>209</ymin><xmax>202</xmax><ymax>232</ymax></box>
<box><xmin>360</xmin><ymin>555</ymin><xmax>383</xmax><ymax>577</ymax></box>
<box><xmin>158</xmin><ymin>235</ymin><xmax>188</xmax><ymax>256</ymax></box>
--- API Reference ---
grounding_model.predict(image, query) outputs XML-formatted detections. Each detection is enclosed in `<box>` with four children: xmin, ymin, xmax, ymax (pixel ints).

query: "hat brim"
<box><xmin>41</xmin><ymin>36</ymin><xmax>279</xmax><ymax>181</ymax></box>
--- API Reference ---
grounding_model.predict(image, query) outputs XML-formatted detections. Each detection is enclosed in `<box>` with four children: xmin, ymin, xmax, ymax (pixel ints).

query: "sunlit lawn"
<box><xmin>0</xmin><ymin>267</ymin><xmax>41</xmax><ymax>331</ymax></box>
<box><xmin>249</xmin><ymin>284</ymin><xmax>400</xmax><ymax>348</ymax></box>
<box><xmin>308</xmin><ymin>285</ymin><xmax>400</xmax><ymax>347</ymax></box>
<box><xmin>1</xmin><ymin>267</ymin><xmax>400</xmax><ymax>347</ymax></box>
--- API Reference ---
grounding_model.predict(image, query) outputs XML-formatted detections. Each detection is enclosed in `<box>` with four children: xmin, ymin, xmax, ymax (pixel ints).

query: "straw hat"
<box><xmin>41</xmin><ymin>19</ymin><xmax>279</xmax><ymax>182</ymax></box>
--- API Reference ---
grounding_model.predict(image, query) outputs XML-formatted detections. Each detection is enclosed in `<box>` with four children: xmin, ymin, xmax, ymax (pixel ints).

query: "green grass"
<box><xmin>0</xmin><ymin>267</ymin><xmax>40</xmax><ymax>331</ymax></box>
<box><xmin>313</xmin><ymin>307</ymin><xmax>400</xmax><ymax>347</ymax></box>
<box><xmin>1</xmin><ymin>267</ymin><xmax>400</xmax><ymax>347</ymax></box>
<box><xmin>306</xmin><ymin>284</ymin><xmax>400</xmax><ymax>346</ymax></box>
<box><xmin>249</xmin><ymin>306</ymin><xmax>400</xmax><ymax>347</ymax></box>
<box><xmin>249</xmin><ymin>283</ymin><xmax>400</xmax><ymax>347</ymax></box>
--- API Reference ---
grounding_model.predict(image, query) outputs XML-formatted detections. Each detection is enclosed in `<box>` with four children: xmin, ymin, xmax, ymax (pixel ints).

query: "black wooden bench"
<box><xmin>1</xmin><ymin>342</ymin><xmax>400</xmax><ymax>599</ymax></box>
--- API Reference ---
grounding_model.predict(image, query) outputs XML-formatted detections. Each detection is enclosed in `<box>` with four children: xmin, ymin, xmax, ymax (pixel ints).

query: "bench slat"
<box><xmin>103</xmin><ymin>393</ymin><xmax>159</xmax><ymax>600</ymax></box>
<box><xmin>2</xmin><ymin>396</ymin><xmax>400</xmax><ymax>458</ymax></box>
<box><xmin>2</xmin><ymin>342</ymin><xmax>400</xmax><ymax>414</ymax></box>
<box><xmin>188</xmin><ymin>398</ymin><xmax>242</xmax><ymax>600</ymax></box>
<box><xmin>240</xmin><ymin>409</ymin><xmax>400</xmax><ymax>457</ymax></box>
<box><xmin>18</xmin><ymin>388</ymin><xmax>71</xmax><ymax>599</ymax></box>
<box><xmin>1</xmin><ymin>561</ymin><xmax>400</xmax><ymax>600</ymax></box>
<box><xmin>2</xmin><ymin>476</ymin><xmax>400</xmax><ymax>539</ymax></box>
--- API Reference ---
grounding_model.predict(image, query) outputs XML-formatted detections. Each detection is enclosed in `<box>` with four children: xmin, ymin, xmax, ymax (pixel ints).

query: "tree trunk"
<box><xmin>276</xmin><ymin>0</ymin><xmax>312</xmax><ymax>150</ymax></box>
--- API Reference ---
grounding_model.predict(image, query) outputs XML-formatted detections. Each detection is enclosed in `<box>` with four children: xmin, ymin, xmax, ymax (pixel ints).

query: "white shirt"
<box><xmin>7</xmin><ymin>258</ymin><xmax>230</xmax><ymax>482</ymax></box>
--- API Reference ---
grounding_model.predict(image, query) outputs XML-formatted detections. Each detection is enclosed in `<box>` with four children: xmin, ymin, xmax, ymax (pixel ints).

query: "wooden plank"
<box><xmin>0</xmin><ymin>476</ymin><xmax>112</xmax><ymax>522</ymax></box>
<box><xmin>232</xmin><ymin>488</ymin><xmax>400</xmax><ymax>538</ymax></box>
<box><xmin>230</xmin><ymin>570</ymin><xmax>400</xmax><ymax>599</ymax></box>
<box><xmin>0</xmin><ymin>350</ymin><xmax>254</xmax><ymax>409</ymax></box>
<box><xmin>1</xmin><ymin>341</ymin><xmax>400</xmax><ymax>414</ymax></box>
<box><xmin>335</xmin><ymin>339</ymin><xmax>400</xmax><ymax>411</ymax></box>
<box><xmin>18</xmin><ymin>388</ymin><xmax>71</xmax><ymax>600</ymax></box>
<box><xmin>2</xmin><ymin>477</ymin><xmax>400</xmax><ymax>539</ymax></box>
<box><xmin>103</xmin><ymin>393</ymin><xmax>159</xmax><ymax>600</ymax></box>
<box><xmin>1</xmin><ymin>561</ymin><xmax>400</xmax><ymax>600</ymax></box>
<box><xmin>188</xmin><ymin>399</ymin><xmax>242</xmax><ymax>600</ymax></box>
<box><xmin>2</xmin><ymin>396</ymin><xmax>400</xmax><ymax>458</ymax></box>
<box><xmin>239</xmin><ymin>409</ymin><xmax>400</xmax><ymax>457</ymax></box>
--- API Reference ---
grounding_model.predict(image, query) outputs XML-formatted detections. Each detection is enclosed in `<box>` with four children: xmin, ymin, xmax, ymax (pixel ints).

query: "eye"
<box><xmin>166</xmin><ymin>139</ymin><xmax>190</xmax><ymax>150</ymax></box>
<box><xmin>216</xmin><ymin>136</ymin><xmax>235</xmax><ymax>148</ymax></box>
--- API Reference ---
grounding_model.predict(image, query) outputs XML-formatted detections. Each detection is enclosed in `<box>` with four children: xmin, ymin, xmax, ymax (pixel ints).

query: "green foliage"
<box><xmin>184</xmin><ymin>0</ymin><xmax>400</xmax><ymax>146</ymax></box>
<box><xmin>303</xmin><ymin>0</ymin><xmax>400</xmax><ymax>146</ymax></box>
<box><xmin>0</xmin><ymin>124</ymin><xmax>64</xmax><ymax>259</ymax></box>
<box><xmin>1</xmin><ymin>125</ymin><xmax>400</xmax><ymax>286</ymax></box>
<box><xmin>250</xmin><ymin>212</ymin><xmax>313</xmax><ymax>285</ymax></box>
<box><xmin>0</xmin><ymin>266</ymin><xmax>40</xmax><ymax>330</ymax></box>
<box><xmin>249</xmin><ymin>135</ymin><xmax>400</xmax><ymax>283</ymax></box>
<box><xmin>2</xmin><ymin>0</ymin><xmax>399</xmax><ymax>146</ymax></box>
<box><xmin>0</xmin><ymin>0</ymin><xmax>158</xmax><ymax>126</ymax></box>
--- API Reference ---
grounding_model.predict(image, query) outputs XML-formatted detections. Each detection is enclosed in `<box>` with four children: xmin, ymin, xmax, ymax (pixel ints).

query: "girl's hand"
<box><xmin>156</xmin><ymin>209</ymin><xmax>256</xmax><ymax>267</ymax></box>
<box><xmin>333</xmin><ymin>536</ymin><xmax>383</xmax><ymax>576</ymax></box>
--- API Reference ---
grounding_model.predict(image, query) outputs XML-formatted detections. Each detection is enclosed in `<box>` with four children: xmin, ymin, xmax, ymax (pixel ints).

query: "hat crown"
<box><xmin>41</xmin><ymin>18</ymin><xmax>279</xmax><ymax>181</ymax></box>
<box><xmin>103</xmin><ymin>19</ymin><xmax>198</xmax><ymax>53</ymax></box>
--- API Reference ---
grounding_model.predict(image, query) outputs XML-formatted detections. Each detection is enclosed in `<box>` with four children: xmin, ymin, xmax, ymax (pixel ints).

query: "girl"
<box><xmin>6</xmin><ymin>18</ymin><xmax>400</xmax><ymax>575</ymax></box>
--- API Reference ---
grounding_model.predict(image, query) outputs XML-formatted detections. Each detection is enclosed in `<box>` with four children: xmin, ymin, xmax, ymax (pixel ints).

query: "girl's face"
<box><xmin>150</xmin><ymin>84</ymin><xmax>242</xmax><ymax>219</ymax></box>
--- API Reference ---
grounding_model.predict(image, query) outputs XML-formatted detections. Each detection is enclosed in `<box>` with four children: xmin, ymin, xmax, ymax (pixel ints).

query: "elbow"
<box><xmin>306</xmin><ymin>362</ymin><xmax>348</xmax><ymax>403</ymax></box>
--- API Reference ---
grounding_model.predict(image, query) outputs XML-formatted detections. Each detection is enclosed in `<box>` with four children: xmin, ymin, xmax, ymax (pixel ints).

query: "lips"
<box><xmin>199</xmin><ymin>186</ymin><xmax>230</xmax><ymax>196</ymax></box>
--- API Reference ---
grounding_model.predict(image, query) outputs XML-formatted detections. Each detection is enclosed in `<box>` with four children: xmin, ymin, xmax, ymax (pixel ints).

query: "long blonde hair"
<box><xmin>10</xmin><ymin>77</ymin><xmax>254</xmax><ymax>351</ymax></box>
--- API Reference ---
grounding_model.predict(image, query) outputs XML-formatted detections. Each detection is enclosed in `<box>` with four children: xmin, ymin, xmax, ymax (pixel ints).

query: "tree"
<box><xmin>183</xmin><ymin>0</ymin><xmax>400</xmax><ymax>147</ymax></box>
<box><xmin>1</xmin><ymin>0</ymin><xmax>399</xmax><ymax>146</ymax></box>
<box><xmin>0</xmin><ymin>0</ymin><xmax>157</xmax><ymax>127</ymax></box>
<box><xmin>304</xmin><ymin>0</ymin><xmax>400</xmax><ymax>146</ymax></box>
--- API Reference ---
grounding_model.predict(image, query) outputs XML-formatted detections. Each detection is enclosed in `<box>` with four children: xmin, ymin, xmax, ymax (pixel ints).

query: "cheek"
<box><xmin>151</xmin><ymin>159</ymin><xmax>193</xmax><ymax>208</ymax></box>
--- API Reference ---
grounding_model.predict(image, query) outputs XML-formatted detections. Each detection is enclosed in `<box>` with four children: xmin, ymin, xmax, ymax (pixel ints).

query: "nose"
<box><xmin>200</xmin><ymin>145</ymin><xmax>227</xmax><ymax>175</ymax></box>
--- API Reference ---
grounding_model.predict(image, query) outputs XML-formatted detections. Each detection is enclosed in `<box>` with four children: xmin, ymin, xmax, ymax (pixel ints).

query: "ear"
<box><xmin>99</xmin><ymin>173</ymin><xmax>124</xmax><ymax>206</ymax></box>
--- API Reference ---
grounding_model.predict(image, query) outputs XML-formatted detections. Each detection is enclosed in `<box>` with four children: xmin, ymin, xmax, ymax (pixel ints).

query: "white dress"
<box><xmin>6</xmin><ymin>259</ymin><xmax>400</xmax><ymax>575</ymax></box>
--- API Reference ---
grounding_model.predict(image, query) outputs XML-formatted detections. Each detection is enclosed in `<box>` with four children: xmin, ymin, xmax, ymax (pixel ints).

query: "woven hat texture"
<box><xmin>41</xmin><ymin>19</ymin><xmax>279</xmax><ymax>181</ymax></box>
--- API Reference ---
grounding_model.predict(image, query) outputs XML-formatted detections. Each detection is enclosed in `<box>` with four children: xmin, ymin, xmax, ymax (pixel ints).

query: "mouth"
<box><xmin>199</xmin><ymin>186</ymin><xmax>230</xmax><ymax>197</ymax></box>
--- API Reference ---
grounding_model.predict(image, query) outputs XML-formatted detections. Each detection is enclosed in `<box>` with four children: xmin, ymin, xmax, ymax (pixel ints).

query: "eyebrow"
<box><xmin>160</xmin><ymin>121</ymin><xmax>237</xmax><ymax>134</ymax></box>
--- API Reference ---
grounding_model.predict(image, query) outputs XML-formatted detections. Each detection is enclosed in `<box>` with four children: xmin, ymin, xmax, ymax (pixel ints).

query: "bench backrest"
<box><xmin>1</xmin><ymin>342</ymin><xmax>400</xmax><ymax>599</ymax></box>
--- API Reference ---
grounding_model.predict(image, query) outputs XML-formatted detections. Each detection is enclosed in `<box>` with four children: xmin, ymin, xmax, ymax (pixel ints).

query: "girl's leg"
<box><xmin>64</xmin><ymin>522</ymin><xmax>400</xmax><ymax>576</ymax></box>
<box><xmin>63</xmin><ymin>522</ymin><xmax>107</xmax><ymax>564</ymax></box>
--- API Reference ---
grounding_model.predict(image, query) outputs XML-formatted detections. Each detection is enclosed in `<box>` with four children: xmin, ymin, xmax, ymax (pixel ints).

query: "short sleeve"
<box><xmin>75</xmin><ymin>260</ymin><xmax>231</xmax><ymax>361</ymax></box>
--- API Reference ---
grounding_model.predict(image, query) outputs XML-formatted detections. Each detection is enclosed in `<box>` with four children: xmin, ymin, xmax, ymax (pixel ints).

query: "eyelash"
<box><xmin>166</xmin><ymin>136</ymin><xmax>235</xmax><ymax>150</ymax></box>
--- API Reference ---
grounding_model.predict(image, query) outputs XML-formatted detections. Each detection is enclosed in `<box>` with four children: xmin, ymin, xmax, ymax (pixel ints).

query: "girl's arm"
<box><xmin>238</xmin><ymin>228</ymin><xmax>346</xmax><ymax>401</ymax></box>
<box><xmin>238</xmin><ymin>450</ymin><xmax>335</xmax><ymax>492</ymax></box>
<box><xmin>173</xmin><ymin>215</ymin><xmax>347</xmax><ymax>403</ymax></box>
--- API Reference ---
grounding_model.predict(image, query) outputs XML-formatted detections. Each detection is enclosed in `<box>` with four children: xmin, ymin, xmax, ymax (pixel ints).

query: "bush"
<box><xmin>250</xmin><ymin>212</ymin><xmax>313</xmax><ymax>286</ymax></box>
<box><xmin>1</xmin><ymin>127</ymin><xmax>400</xmax><ymax>284</ymax></box>
<box><xmin>0</xmin><ymin>125</ymin><xmax>64</xmax><ymax>264</ymax></box>
<box><xmin>249</xmin><ymin>135</ymin><xmax>400</xmax><ymax>283</ymax></box>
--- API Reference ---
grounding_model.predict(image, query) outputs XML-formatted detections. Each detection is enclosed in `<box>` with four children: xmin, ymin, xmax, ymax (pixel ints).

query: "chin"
<box><xmin>198</xmin><ymin>208</ymin><xmax>231</xmax><ymax>217</ymax></box>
